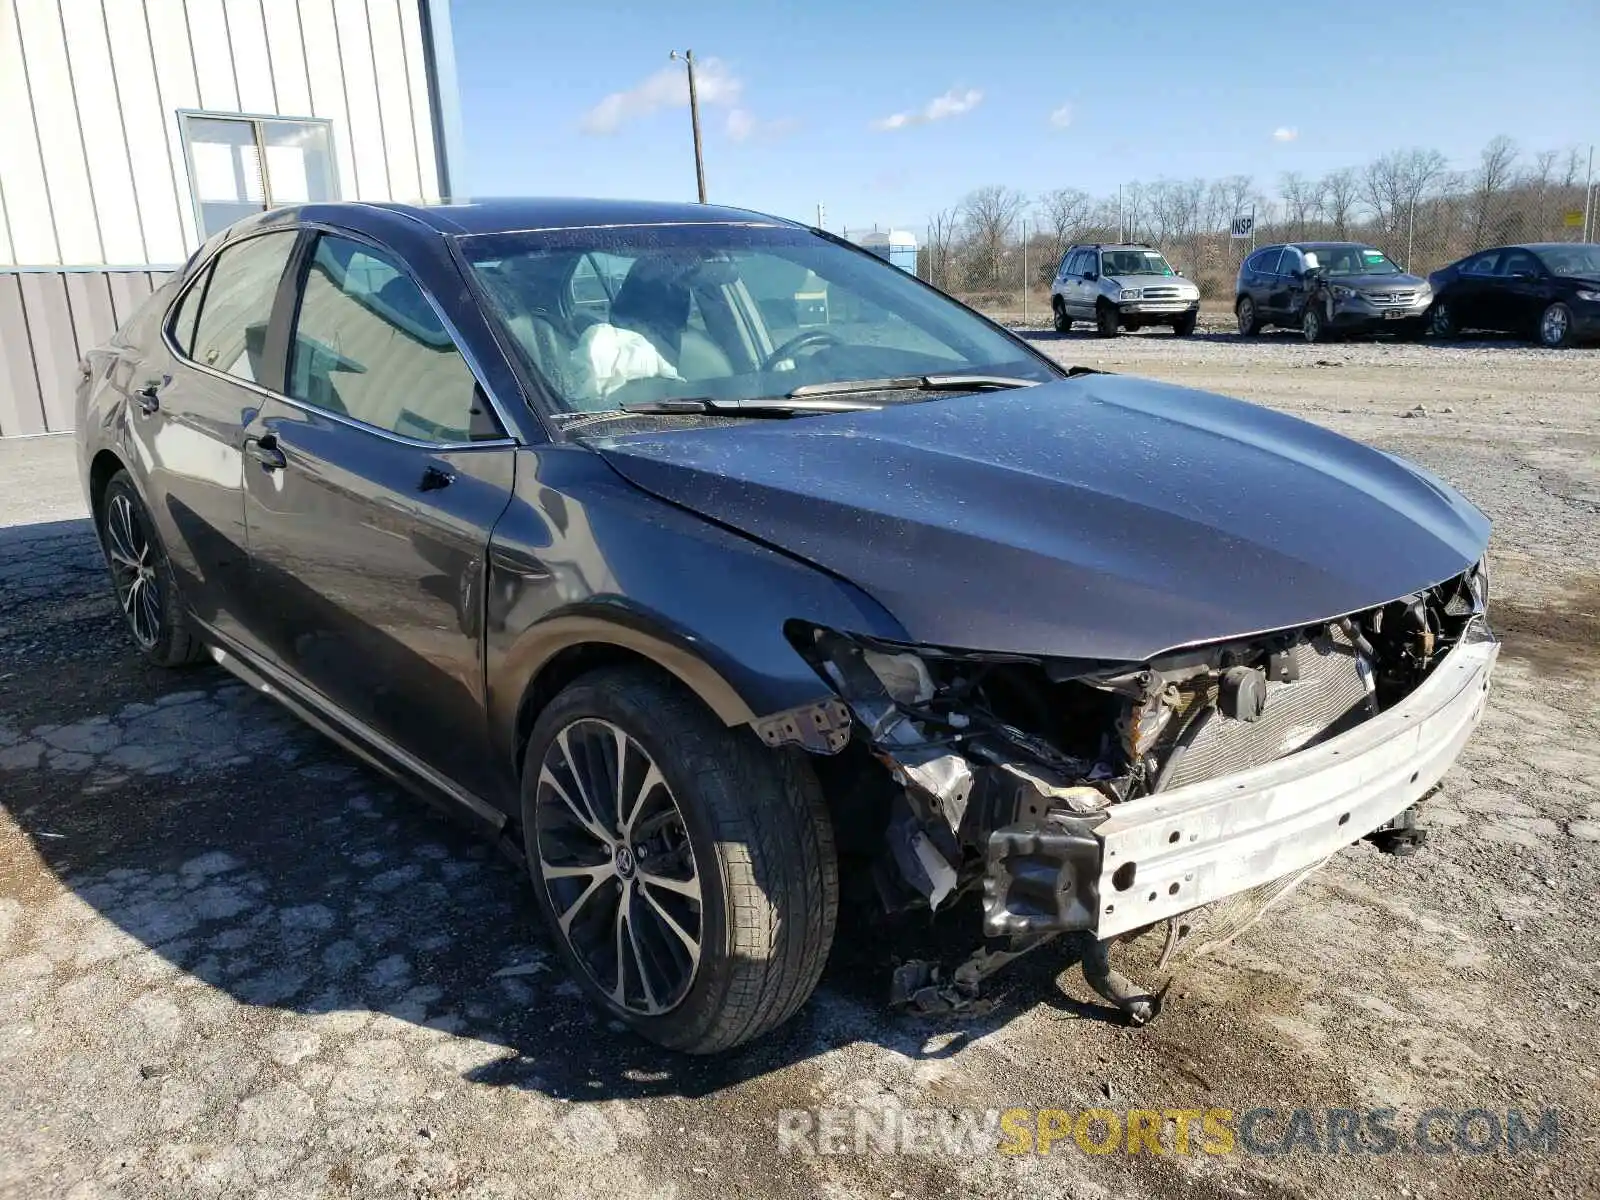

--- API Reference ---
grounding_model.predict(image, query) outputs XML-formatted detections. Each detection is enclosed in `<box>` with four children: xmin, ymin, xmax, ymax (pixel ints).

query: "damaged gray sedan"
<box><xmin>82</xmin><ymin>201</ymin><xmax>1495</xmax><ymax>1053</ymax></box>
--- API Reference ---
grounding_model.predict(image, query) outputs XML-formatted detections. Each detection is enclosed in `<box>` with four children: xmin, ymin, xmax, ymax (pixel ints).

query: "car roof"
<box><xmin>1284</xmin><ymin>241</ymin><xmax>1379</xmax><ymax>252</ymax></box>
<box><xmin>326</xmin><ymin>197</ymin><xmax>800</xmax><ymax>237</ymax></box>
<box><xmin>1072</xmin><ymin>243</ymin><xmax>1155</xmax><ymax>251</ymax></box>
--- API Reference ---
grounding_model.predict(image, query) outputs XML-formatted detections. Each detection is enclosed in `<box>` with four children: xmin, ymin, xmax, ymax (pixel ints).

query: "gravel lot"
<box><xmin>2</xmin><ymin>333</ymin><xmax>1598</xmax><ymax>1199</ymax></box>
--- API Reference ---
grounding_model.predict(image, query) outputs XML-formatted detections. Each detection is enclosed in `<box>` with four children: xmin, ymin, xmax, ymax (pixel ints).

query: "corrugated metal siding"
<box><xmin>0</xmin><ymin>269</ymin><xmax>170</xmax><ymax>437</ymax></box>
<box><xmin>0</xmin><ymin>0</ymin><xmax>444</xmax><ymax>271</ymax></box>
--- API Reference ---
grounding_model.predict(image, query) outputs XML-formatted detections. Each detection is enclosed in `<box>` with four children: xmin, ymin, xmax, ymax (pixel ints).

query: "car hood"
<box><xmin>1558</xmin><ymin>274</ymin><xmax>1600</xmax><ymax>290</ymax></box>
<box><xmin>590</xmin><ymin>375</ymin><xmax>1489</xmax><ymax>663</ymax></box>
<box><xmin>1106</xmin><ymin>273</ymin><xmax>1194</xmax><ymax>287</ymax></box>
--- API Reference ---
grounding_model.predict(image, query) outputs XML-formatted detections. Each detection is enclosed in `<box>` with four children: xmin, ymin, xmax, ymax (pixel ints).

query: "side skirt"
<box><xmin>203</xmin><ymin>635</ymin><xmax>509</xmax><ymax>838</ymax></box>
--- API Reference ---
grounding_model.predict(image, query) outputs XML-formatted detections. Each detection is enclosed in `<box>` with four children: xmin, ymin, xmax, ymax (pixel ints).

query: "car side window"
<box><xmin>169</xmin><ymin>261</ymin><xmax>212</xmax><ymax>356</ymax></box>
<box><xmin>1499</xmin><ymin>249</ymin><xmax>1540</xmax><ymax>277</ymax></box>
<box><xmin>1248</xmin><ymin>248</ymin><xmax>1281</xmax><ymax>275</ymax></box>
<box><xmin>1461</xmin><ymin>252</ymin><xmax>1500</xmax><ymax>276</ymax></box>
<box><xmin>1278</xmin><ymin>249</ymin><xmax>1303</xmax><ymax>277</ymax></box>
<box><xmin>187</xmin><ymin>231</ymin><xmax>298</xmax><ymax>382</ymax></box>
<box><xmin>287</xmin><ymin>234</ymin><xmax>486</xmax><ymax>444</ymax></box>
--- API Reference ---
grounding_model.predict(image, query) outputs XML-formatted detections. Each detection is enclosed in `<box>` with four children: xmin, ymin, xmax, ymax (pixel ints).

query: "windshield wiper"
<box><xmin>617</xmin><ymin>396</ymin><xmax>884</xmax><ymax>417</ymax></box>
<box><xmin>786</xmin><ymin>373</ymin><xmax>1039</xmax><ymax>399</ymax></box>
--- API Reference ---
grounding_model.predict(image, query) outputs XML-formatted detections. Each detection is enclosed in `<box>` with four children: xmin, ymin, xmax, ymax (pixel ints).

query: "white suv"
<box><xmin>1051</xmin><ymin>244</ymin><xmax>1201</xmax><ymax>337</ymax></box>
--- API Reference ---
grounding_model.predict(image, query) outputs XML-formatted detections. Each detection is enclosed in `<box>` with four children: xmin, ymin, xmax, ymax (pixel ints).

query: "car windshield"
<box><xmin>1311</xmin><ymin>245</ymin><xmax>1402</xmax><ymax>276</ymax></box>
<box><xmin>1537</xmin><ymin>245</ymin><xmax>1600</xmax><ymax>276</ymax></box>
<box><xmin>1100</xmin><ymin>249</ymin><xmax>1174</xmax><ymax>276</ymax></box>
<box><xmin>458</xmin><ymin>223</ymin><xmax>1056</xmax><ymax>414</ymax></box>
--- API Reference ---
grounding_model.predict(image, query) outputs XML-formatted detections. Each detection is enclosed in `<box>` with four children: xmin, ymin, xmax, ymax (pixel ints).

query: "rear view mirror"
<box><xmin>1084</xmin><ymin>271</ymin><xmax>1098</xmax><ymax>282</ymax></box>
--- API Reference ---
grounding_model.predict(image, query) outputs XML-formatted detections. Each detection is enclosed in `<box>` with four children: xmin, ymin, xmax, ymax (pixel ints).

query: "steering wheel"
<box><xmin>761</xmin><ymin>329</ymin><xmax>845</xmax><ymax>371</ymax></box>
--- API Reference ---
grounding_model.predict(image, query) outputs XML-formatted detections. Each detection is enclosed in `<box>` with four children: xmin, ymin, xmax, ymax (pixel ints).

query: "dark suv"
<box><xmin>1236</xmin><ymin>242</ymin><xmax>1432</xmax><ymax>342</ymax></box>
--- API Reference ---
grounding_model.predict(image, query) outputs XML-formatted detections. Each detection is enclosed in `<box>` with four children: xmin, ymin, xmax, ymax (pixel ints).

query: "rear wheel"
<box><xmin>1538</xmin><ymin>302</ymin><xmax>1574</xmax><ymax>348</ymax></box>
<box><xmin>95</xmin><ymin>471</ymin><xmax>205</xmax><ymax>668</ymax></box>
<box><xmin>1096</xmin><ymin>302</ymin><xmax>1120</xmax><ymax>338</ymax></box>
<box><xmin>1172</xmin><ymin>311</ymin><xmax>1197</xmax><ymax>337</ymax></box>
<box><xmin>1051</xmin><ymin>298</ymin><xmax>1071</xmax><ymax>334</ymax></box>
<box><xmin>1301</xmin><ymin>304</ymin><xmax>1328</xmax><ymax>344</ymax></box>
<box><xmin>521</xmin><ymin>667</ymin><xmax>838</xmax><ymax>1054</ymax></box>
<box><xmin>1236</xmin><ymin>296</ymin><xmax>1261</xmax><ymax>336</ymax></box>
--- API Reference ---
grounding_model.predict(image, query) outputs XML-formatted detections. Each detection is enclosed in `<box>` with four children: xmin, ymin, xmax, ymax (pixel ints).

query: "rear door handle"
<box><xmin>245</xmin><ymin>433</ymin><xmax>287</xmax><ymax>471</ymax></box>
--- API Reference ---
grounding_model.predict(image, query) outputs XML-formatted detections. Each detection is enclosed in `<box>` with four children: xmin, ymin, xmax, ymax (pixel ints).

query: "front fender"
<box><xmin>483</xmin><ymin>446</ymin><xmax>907</xmax><ymax>779</ymax></box>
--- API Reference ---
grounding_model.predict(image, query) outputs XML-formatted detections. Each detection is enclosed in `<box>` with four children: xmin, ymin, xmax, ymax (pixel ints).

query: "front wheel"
<box><xmin>1172</xmin><ymin>311</ymin><xmax>1197</xmax><ymax>337</ymax></box>
<box><xmin>1429</xmin><ymin>300</ymin><xmax>1457</xmax><ymax>339</ymax></box>
<box><xmin>1051</xmin><ymin>298</ymin><xmax>1071</xmax><ymax>334</ymax></box>
<box><xmin>522</xmin><ymin>667</ymin><xmax>839</xmax><ymax>1054</ymax></box>
<box><xmin>1538</xmin><ymin>302</ymin><xmax>1575</xmax><ymax>349</ymax></box>
<box><xmin>1302</xmin><ymin>304</ymin><xmax>1328</xmax><ymax>344</ymax></box>
<box><xmin>96</xmin><ymin>470</ymin><xmax>206</xmax><ymax>668</ymax></box>
<box><xmin>1096</xmin><ymin>303</ymin><xmax>1120</xmax><ymax>338</ymax></box>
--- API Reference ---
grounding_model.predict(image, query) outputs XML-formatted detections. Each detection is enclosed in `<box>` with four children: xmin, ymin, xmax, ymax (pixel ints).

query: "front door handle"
<box><xmin>245</xmin><ymin>433</ymin><xmax>287</xmax><ymax>471</ymax></box>
<box><xmin>419</xmin><ymin>465</ymin><xmax>456</xmax><ymax>492</ymax></box>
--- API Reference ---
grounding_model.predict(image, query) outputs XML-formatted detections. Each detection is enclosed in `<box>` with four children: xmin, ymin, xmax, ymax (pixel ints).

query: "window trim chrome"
<box><xmin>160</xmin><ymin>224</ymin><xmax>522</xmax><ymax>453</ymax></box>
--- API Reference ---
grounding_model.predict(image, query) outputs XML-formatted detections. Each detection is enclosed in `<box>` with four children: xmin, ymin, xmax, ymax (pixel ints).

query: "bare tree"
<box><xmin>958</xmin><ymin>186</ymin><xmax>1027</xmax><ymax>288</ymax></box>
<box><xmin>1037</xmin><ymin>187</ymin><xmax>1094</xmax><ymax>270</ymax></box>
<box><xmin>1360</xmin><ymin>149</ymin><xmax>1448</xmax><ymax>250</ymax></box>
<box><xmin>922</xmin><ymin>208</ymin><xmax>961</xmax><ymax>291</ymax></box>
<box><xmin>1321</xmin><ymin>167</ymin><xmax>1360</xmax><ymax>237</ymax></box>
<box><xmin>1468</xmin><ymin>136</ymin><xmax>1518</xmax><ymax>249</ymax></box>
<box><xmin>1279</xmin><ymin>171</ymin><xmax>1326</xmax><ymax>239</ymax></box>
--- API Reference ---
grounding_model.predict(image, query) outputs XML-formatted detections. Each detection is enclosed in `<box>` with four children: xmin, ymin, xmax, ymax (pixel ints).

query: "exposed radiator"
<box><xmin>1160</xmin><ymin>629</ymin><xmax>1375</xmax><ymax>792</ymax></box>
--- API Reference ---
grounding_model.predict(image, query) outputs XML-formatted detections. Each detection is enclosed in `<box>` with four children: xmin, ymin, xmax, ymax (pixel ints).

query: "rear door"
<box><xmin>132</xmin><ymin>229</ymin><xmax>301</xmax><ymax>650</ymax></box>
<box><xmin>1067</xmin><ymin>250</ymin><xmax>1096</xmax><ymax>317</ymax></box>
<box><xmin>239</xmin><ymin>230</ymin><xmax>518</xmax><ymax>801</ymax></box>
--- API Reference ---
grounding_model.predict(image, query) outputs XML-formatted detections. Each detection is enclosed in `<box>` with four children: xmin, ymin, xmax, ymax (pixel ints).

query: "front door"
<box><xmin>240</xmin><ymin>231</ymin><xmax>517</xmax><ymax>800</ymax></box>
<box><xmin>1494</xmin><ymin>248</ymin><xmax>1552</xmax><ymax>335</ymax></box>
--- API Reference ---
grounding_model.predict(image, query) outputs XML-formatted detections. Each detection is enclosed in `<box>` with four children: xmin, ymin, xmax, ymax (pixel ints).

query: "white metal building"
<box><xmin>0</xmin><ymin>0</ymin><xmax>463</xmax><ymax>437</ymax></box>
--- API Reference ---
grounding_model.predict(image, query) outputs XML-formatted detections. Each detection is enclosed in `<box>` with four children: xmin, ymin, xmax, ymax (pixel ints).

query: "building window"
<box><xmin>179</xmin><ymin>113</ymin><xmax>338</xmax><ymax>240</ymax></box>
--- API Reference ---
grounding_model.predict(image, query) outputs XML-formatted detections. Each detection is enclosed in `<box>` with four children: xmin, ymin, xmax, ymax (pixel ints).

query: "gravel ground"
<box><xmin>2</xmin><ymin>334</ymin><xmax>1598</xmax><ymax>1199</ymax></box>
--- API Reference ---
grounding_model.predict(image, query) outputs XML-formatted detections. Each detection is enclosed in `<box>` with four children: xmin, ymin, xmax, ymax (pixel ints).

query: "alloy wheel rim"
<box><xmin>105</xmin><ymin>493</ymin><xmax>161</xmax><ymax>648</ymax></box>
<box><xmin>1542</xmin><ymin>306</ymin><xmax>1567</xmax><ymax>345</ymax></box>
<box><xmin>534</xmin><ymin>718</ymin><xmax>702</xmax><ymax>1016</ymax></box>
<box><xmin>1432</xmin><ymin>303</ymin><xmax>1452</xmax><ymax>336</ymax></box>
<box><xmin>1304</xmin><ymin>309</ymin><xmax>1320</xmax><ymax>341</ymax></box>
<box><xmin>1238</xmin><ymin>300</ymin><xmax>1253</xmax><ymax>333</ymax></box>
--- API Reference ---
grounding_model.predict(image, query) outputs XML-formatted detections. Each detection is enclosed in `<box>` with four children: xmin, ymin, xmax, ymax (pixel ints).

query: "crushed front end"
<box><xmin>774</xmin><ymin>561</ymin><xmax>1496</xmax><ymax>1013</ymax></box>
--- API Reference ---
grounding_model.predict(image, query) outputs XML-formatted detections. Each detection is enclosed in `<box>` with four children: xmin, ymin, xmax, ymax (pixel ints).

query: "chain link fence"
<box><xmin>917</xmin><ymin>140</ymin><xmax>1596</xmax><ymax>325</ymax></box>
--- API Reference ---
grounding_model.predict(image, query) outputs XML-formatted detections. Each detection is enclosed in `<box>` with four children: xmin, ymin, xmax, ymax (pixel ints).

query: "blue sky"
<box><xmin>451</xmin><ymin>0</ymin><xmax>1599</xmax><ymax>234</ymax></box>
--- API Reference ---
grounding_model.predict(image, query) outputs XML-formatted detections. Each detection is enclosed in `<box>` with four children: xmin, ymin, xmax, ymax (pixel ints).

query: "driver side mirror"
<box><xmin>1084</xmin><ymin>270</ymin><xmax>1098</xmax><ymax>282</ymax></box>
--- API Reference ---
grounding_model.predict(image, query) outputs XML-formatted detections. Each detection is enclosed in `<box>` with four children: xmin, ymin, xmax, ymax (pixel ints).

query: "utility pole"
<box><xmin>669</xmin><ymin>50</ymin><xmax>707</xmax><ymax>203</ymax></box>
<box><xmin>1582</xmin><ymin>145</ymin><xmax>1594</xmax><ymax>242</ymax></box>
<box><xmin>1021</xmin><ymin>216</ymin><xmax>1029</xmax><ymax>325</ymax></box>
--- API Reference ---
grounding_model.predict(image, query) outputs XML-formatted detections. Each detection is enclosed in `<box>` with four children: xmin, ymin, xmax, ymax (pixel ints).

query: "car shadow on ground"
<box><xmin>0</xmin><ymin>516</ymin><xmax>1127</xmax><ymax>1106</ymax></box>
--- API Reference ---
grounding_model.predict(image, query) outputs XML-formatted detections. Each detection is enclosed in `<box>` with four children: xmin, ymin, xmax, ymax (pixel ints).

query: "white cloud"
<box><xmin>872</xmin><ymin>88</ymin><xmax>983</xmax><ymax>131</ymax></box>
<box><xmin>1273</xmin><ymin>126</ymin><xmax>1299</xmax><ymax>142</ymax></box>
<box><xmin>725</xmin><ymin>108</ymin><xmax>799</xmax><ymax>143</ymax></box>
<box><xmin>581</xmin><ymin>58</ymin><xmax>743</xmax><ymax>135</ymax></box>
<box><xmin>1049</xmin><ymin>104</ymin><xmax>1073</xmax><ymax>129</ymax></box>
